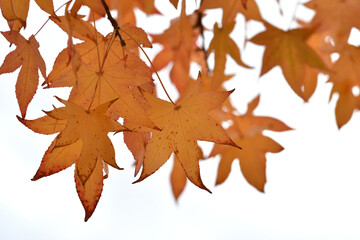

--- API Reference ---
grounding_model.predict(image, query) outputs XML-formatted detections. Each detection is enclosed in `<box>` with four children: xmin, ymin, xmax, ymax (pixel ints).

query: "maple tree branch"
<box><xmin>119</xmin><ymin>29</ymin><xmax>176</xmax><ymax>106</ymax></box>
<box><xmin>194</xmin><ymin>10</ymin><xmax>209</xmax><ymax>71</ymax></box>
<box><xmin>101</xmin><ymin>0</ymin><xmax>126</xmax><ymax>47</ymax></box>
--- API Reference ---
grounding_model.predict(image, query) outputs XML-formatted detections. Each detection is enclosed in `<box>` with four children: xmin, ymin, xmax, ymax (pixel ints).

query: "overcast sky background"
<box><xmin>1</xmin><ymin>0</ymin><xmax>360</xmax><ymax>239</ymax></box>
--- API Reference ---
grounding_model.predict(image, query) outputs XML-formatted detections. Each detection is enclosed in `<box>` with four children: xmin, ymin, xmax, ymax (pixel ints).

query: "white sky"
<box><xmin>1</xmin><ymin>0</ymin><xmax>360</xmax><ymax>239</ymax></box>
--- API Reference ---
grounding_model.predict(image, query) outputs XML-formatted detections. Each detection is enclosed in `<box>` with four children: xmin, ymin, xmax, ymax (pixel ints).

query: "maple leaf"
<box><xmin>47</xmin><ymin>23</ymin><xmax>151</xmax><ymax>85</ymax></box>
<box><xmin>0</xmin><ymin>31</ymin><xmax>46</xmax><ymax>118</ymax></box>
<box><xmin>53</xmin><ymin>13</ymin><xmax>102</xmax><ymax>43</ymax></box>
<box><xmin>170</xmin><ymin>156</ymin><xmax>187</xmax><ymax>200</ymax></box>
<box><xmin>208</xmin><ymin>22</ymin><xmax>249</xmax><ymax>88</ymax></box>
<box><xmin>0</xmin><ymin>0</ymin><xmax>58</xmax><ymax>31</ymax></box>
<box><xmin>134</xmin><ymin>77</ymin><xmax>240</xmax><ymax>192</ymax></box>
<box><xmin>151</xmin><ymin>6</ymin><xmax>202</xmax><ymax>93</ymax></box>
<box><xmin>43</xmin><ymin>97</ymin><xmax>127</xmax><ymax>184</ymax></box>
<box><xmin>46</xmin><ymin>21</ymin><xmax>155</xmax><ymax>129</ymax></box>
<box><xmin>169</xmin><ymin>0</ymin><xmax>179</xmax><ymax>8</ymax></box>
<box><xmin>170</xmin><ymin>145</ymin><xmax>203</xmax><ymax>200</ymax></box>
<box><xmin>304</xmin><ymin>0</ymin><xmax>360</xmax><ymax>48</ymax></box>
<box><xmin>124</xmin><ymin>131</ymin><xmax>150</xmax><ymax>176</ymax></box>
<box><xmin>19</xmin><ymin>98</ymin><xmax>127</xmax><ymax>221</ymax></box>
<box><xmin>0</xmin><ymin>0</ymin><xmax>29</xmax><ymax>31</ymax></box>
<box><xmin>210</xmin><ymin>96</ymin><xmax>291</xmax><ymax>192</ymax></box>
<box><xmin>72</xmin><ymin>0</ymin><xmax>159</xmax><ymax>26</ymax></box>
<box><xmin>329</xmin><ymin>45</ymin><xmax>360</xmax><ymax>128</ymax></box>
<box><xmin>250</xmin><ymin>23</ymin><xmax>328</xmax><ymax>101</ymax></box>
<box><xmin>70</xmin><ymin>0</ymin><xmax>105</xmax><ymax>17</ymax></box>
<box><xmin>49</xmin><ymin>52</ymin><xmax>155</xmax><ymax>129</ymax></box>
<box><xmin>111</xmin><ymin>0</ymin><xmax>159</xmax><ymax>25</ymax></box>
<box><xmin>200</xmin><ymin>0</ymin><xmax>262</xmax><ymax>24</ymax></box>
<box><xmin>75</xmin><ymin>155</ymin><xmax>104</xmax><ymax>221</ymax></box>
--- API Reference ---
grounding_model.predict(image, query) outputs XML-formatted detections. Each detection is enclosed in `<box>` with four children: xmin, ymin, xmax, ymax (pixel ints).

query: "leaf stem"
<box><xmin>92</xmin><ymin>12</ymin><xmax>102</xmax><ymax>71</ymax></box>
<box><xmin>34</xmin><ymin>1</ymin><xmax>70</xmax><ymax>37</ymax></box>
<box><xmin>287</xmin><ymin>0</ymin><xmax>300</xmax><ymax>31</ymax></box>
<box><xmin>120</xmin><ymin>28</ymin><xmax>176</xmax><ymax>106</ymax></box>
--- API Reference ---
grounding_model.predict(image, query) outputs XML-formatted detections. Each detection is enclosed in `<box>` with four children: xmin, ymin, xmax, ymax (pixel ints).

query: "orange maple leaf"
<box><xmin>304</xmin><ymin>0</ymin><xmax>360</xmax><ymax>48</ymax></box>
<box><xmin>208</xmin><ymin>22</ymin><xmax>249</xmax><ymax>88</ymax></box>
<box><xmin>134</xmin><ymin>77</ymin><xmax>240</xmax><ymax>192</ymax></box>
<box><xmin>0</xmin><ymin>0</ymin><xmax>58</xmax><ymax>31</ymax></box>
<box><xmin>210</xmin><ymin>96</ymin><xmax>291</xmax><ymax>192</ymax></box>
<box><xmin>111</xmin><ymin>0</ymin><xmax>159</xmax><ymax>25</ymax></box>
<box><xmin>200</xmin><ymin>0</ymin><xmax>262</xmax><ymax>24</ymax></box>
<box><xmin>170</xmin><ymin>156</ymin><xmax>187</xmax><ymax>200</ymax></box>
<box><xmin>50</xmin><ymin>52</ymin><xmax>155</xmax><ymax>129</ymax></box>
<box><xmin>329</xmin><ymin>45</ymin><xmax>360</xmax><ymax>128</ymax></box>
<box><xmin>47</xmin><ymin>23</ymin><xmax>151</xmax><ymax>86</ymax></box>
<box><xmin>169</xmin><ymin>0</ymin><xmax>179</xmax><ymax>8</ymax></box>
<box><xmin>0</xmin><ymin>31</ymin><xmax>46</xmax><ymax>118</ymax></box>
<box><xmin>250</xmin><ymin>23</ymin><xmax>328</xmax><ymax>101</ymax></box>
<box><xmin>43</xmin><ymin>97</ymin><xmax>127</xmax><ymax>184</ymax></box>
<box><xmin>170</xmin><ymin>145</ymin><xmax>203</xmax><ymax>200</ymax></box>
<box><xmin>151</xmin><ymin>7</ymin><xmax>201</xmax><ymax>93</ymax></box>
<box><xmin>46</xmin><ymin>20</ymin><xmax>155</xmax><ymax>128</ymax></box>
<box><xmin>18</xmin><ymin>98</ymin><xmax>127</xmax><ymax>221</ymax></box>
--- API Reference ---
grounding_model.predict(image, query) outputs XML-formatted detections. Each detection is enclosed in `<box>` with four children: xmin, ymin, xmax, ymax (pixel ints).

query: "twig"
<box><xmin>194</xmin><ymin>10</ymin><xmax>209</xmax><ymax>71</ymax></box>
<box><xmin>101</xmin><ymin>0</ymin><xmax>126</xmax><ymax>47</ymax></box>
<box><xmin>34</xmin><ymin>1</ymin><xmax>70</xmax><ymax>36</ymax></box>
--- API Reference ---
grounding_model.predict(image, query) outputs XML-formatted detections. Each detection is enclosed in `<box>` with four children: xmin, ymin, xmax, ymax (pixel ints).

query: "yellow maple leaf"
<box><xmin>250</xmin><ymin>23</ymin><xmax>328</xmax><ymax>101</ymax></box>
<box><xmin>134</xmin><ymin>77</ymin><xmax>240</xmax><ymax>192</ymax></box>
<box><xmin>0</xmin><ymin>31</ymin><xmax>46</xmax><ymax>117</ymax></box>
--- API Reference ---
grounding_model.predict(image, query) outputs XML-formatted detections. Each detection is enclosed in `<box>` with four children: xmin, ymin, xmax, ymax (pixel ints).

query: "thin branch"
<box><xmin>101</xmin><ymin>0</ymin><xmax>126</xmax><ymax>47</ymax></box>
<box><xmin>34</xmin><ymin>1</ymin><xmax>70</xmax><ymax>36</ymax></box>
<box><xmin>194</xmin><ymin>10</ymin><xmax>209</xmax><ymax>71</ymax></box>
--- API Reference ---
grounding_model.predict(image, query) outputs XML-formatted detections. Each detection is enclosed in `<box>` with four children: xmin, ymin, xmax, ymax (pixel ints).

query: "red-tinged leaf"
<box><xmin>124</xmin><ymin>130</ymin><xmax>150</xmax><ymax>176</ymax></box>
<box><xmin>44</xmin><ymin>98</ymin><xmax>127</xmax><ymax>185</ymax></box>
<box><xmin>17</xmin><ymin>115</ymin><xmax>66</xmax><ymax>134</ymax></box>
<box><xmin>75</xmin><ymin>155</ymin><xmax>104</xmax><ymax>222</ymax></box>
<box><xmin>0</xmin><ymin>32</ymin><xmax>46</xmax><ymax>117</ymax></box>
<box><xmin>29</xmin><ymin>98</ymin><xmax>128</xmax><ymax>220</ymax></box>
<box><xmin>32</xmin><ymin>139</ymin><xmax>82</xmax><ymax>181</ymax></box>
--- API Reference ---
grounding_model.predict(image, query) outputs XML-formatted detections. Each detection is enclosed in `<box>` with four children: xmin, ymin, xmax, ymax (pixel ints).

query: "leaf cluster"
<box><xmin>0</xmin><ymin>0</ymin><xmax>359</xmax><ymax>221</ymax></box>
